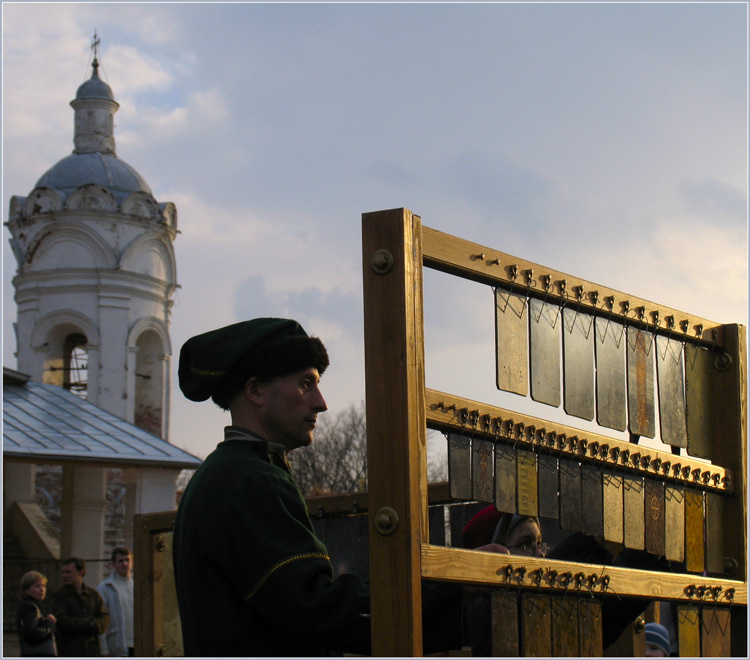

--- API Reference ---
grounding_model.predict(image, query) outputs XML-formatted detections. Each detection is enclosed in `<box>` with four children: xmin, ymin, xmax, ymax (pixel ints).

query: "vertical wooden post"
<box><xmin>710</xmin><ymin>325</ymin><xmax>747</xmax><ymax>581</ymax></box>
<box><xmin>362</xmin><ymin>208</ymin><xmax>427</xmax><ymax>656</ymax></box>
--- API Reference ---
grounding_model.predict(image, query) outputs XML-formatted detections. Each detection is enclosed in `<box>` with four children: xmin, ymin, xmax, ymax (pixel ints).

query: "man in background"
<box><xmin>97</xmin><ymin>546</ymin><xmax>134</xmax><ymax>656</ymax></box>
<box><xmin>49</xmin><ymin>557</ymin><xmax>109</xmax><ymax>656</ymax></box>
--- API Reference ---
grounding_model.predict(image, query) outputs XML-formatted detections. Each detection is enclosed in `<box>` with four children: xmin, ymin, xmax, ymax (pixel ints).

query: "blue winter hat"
<box><xmin>645</xmin><ymin>622</ymin><xmax>670</xmax><ymax>656</ymax></box>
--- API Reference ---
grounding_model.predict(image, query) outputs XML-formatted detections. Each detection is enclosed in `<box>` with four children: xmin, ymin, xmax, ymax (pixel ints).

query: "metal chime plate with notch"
<box><xmin>491</xmin><ymin>590</ymin><xmax>520</xmax><ymax>656</ymax></box>
<box><xmin>559</xmin><ymin>458</ymin><xmax>582</xmax><ymax>531</ymax></box>
<box><xmin>623</xmin><ymin>475</ymin><xmax>645</xmax><ymax>550</ymax></box>
<box><xmin>563</xmin><ymin>308</ymin><xmax>595</xmax><ymax>421</ymax></box>
<box><xmin>494</xmin><ymin>443</ymin><xmax>516</xmax><ymax>513</ymax></box>
<box><xmin>677</xmin><ymin>604</ymin><xmax>701</xmax><ymax>657</ymax></box>
<box><xmin>684</xmin><ymin>344</ymin><xmax>713</xmax><ymax>460</ymax></box>
<box><xmin>516</xmin><ymin>448</ymin><xmax>538</xmax><ymax>517</ymax></box>
<box><xmin>578</xmin><ymin>599</ymin><xmax>603</xmax><ymax>657</ymax></box>
<box><xmin>521</xmin><ymin>594</ymin><xmax>552</xmax><ymax>657</ymax></box>
<box><xmin>529</xmin><ymin>298</ymin><xmax>561</xmax><ymax>407</ymax></box>
<box><xmin>537</xmin><ymin>453</ymin><xmax>559</xmax><ymax>520</ymax></box>
<box><xmin>656</xmin><ymin>335</ymin><xmax>687</xmax><ymax>448</ymax></box>
<box><xmin>552</xmin><ymin>595</ymin><xmax>579</xmax><ymax>657</ymax></box>
<box><xmin>665</xmin><ymin>485</ymin><xmax>685</xmax><ymax>563</ymax></box>
<box><xmin>705</xmin><ymin>491</ymin><xmax>725</xmax><ymax>575</ymax></box>
<box><xmin>701</xmin><ymin>607</ymin><xmax>731</xmax><ymax>657</ymax></box>
<box><xmin>495</xmin><ymin>288</ymin><xmax>528</xmax><ymax>396</ymax></box>
<box><xmin>644</xmin><ymin>478</ymin><xmax>665</xmax><ymax>557</ymax></box>
<box><xmin>602</xmin><ymin>471</ymin><xmax>624</xmax><ymax>544</ymax></box>
<box><xmin>627</xmin><ymin>327</ymin><xmax>655</xmax><ymax>438</ymax></box>
<box><xmin>472</xmin><ymin>438</ymin><xmax>494</xmax><ymax>503</ymax></box>
<box><xmin>685</xmin><ymin>489</ymin><xmax>705</xmax><ymax>573</ymax></box>
<box><xmin>595</xmin><ymin>318</ymin><xmax>627</xmax><ymax>431</ymax></box>
<box><xmin>448</xmin><ymin>432</ymin><xmax>472</xmax><ymax>500</ymax></box>
<box><xmin>580</xmin><ymin>464</ymin><xmax>604</xmax><ymax>538</ymax></box>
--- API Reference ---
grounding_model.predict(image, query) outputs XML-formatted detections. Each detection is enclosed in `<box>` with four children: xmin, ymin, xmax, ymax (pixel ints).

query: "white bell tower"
<box><xmin>5</xmin><ymin>39</ymin><xmax>181</xmax><ymax>570</ymax></box>
<box><xmin>7</xmin><ymin>43</ymin><xmax>178</xmax><ymax>440</ymax></box>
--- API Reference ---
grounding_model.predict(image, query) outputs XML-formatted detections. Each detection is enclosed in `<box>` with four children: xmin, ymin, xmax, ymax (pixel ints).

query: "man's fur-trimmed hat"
<box><xmin>178</xmin><ymin>318</ymin><xmax>328</xmax><ymax>407</ymax></box>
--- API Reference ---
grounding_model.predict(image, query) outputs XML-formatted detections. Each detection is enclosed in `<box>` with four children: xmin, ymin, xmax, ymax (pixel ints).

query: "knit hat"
<box><xmin>179</xmin><ymin>318</ymin><xmax>327</xmax><ymax>403</ymax></box>
<box><xmin>462</xmin><ymin>506</ymin><xmax>503</xmax><ymax>549</ymax></box>
<box><xmin>645</xmin><ymin>622</ymin><xmax>670</xmax><ymax>656</ymax></box>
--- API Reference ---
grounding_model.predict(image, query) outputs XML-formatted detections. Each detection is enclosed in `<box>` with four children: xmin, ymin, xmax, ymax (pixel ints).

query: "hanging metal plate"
<box><xmin>472</xmin><ymin>438</ymin><xmax>494</xmax><ymax>503</ymax></box>
<box><xmin>664</xmin><ymin>485</ymin><xmax>685</xmax><ymax>563</ymax></box>
<box><xmin>491</xmin><ymin>590</ymin><xmax>520</xmax><ymax>656</ymax></box>
<box><xmin>644</xmin><ymin>478</ymin><xmax>665</xmax><ymax>557</ymax></box>
<box><xmin>448</xmin><ymin>432</ymin><xmax>472</xmax><ymax>500</ymax></box>
<box><xmin>705</xmin><ymin>491</ymin><xmax>725</xmax><ymax>575</ymax></box>
<box><xmin>563</xmin><ymin>308</ymin><xmax>595</xmax><ymax>421</ymax></box>
<box><xmin>677</xmin><ymin>604</ymin><xmax>701</xmax><ymax>657</ymax></box>
<box><xmin>538</xmin><ymin>453</ymin><xmax>559</xmax><ymax>520</ymax></box>
<box><xmin>602</xmin><ymin>471</ymin><xmax>624</xmax><ymax>544</ymax></box>
<box><xmin>516</xmin><ymin>448</ymin><xmax>538</xmax><ymax>517</ymax></box>
<box><xmin>701</xmin><ymin>607</ymin><xmax>731</xmax><ymax>657</ymax></box>
<box><xmin>595</xmin><ymin>318</ymin><xmax>627</xmax><ymax>431</ymax></box>
<box><xmin>627</xmin><ymin>327</ymin><xmax>655</xmax><ymax>438</ymax></box>
<box><xmin>494</xmin><ymin>443</ymin><xmax>516</xmax><ymax>513</ymax></box>
<box><xmin>685</xmin><ymin>489</ymin><xmax>705</xmax><ymax>573</ymax></box>
<box><xmin>529</xmin><ymin>298</ymin><xmax>561</xmax><ymax>407</ymax></box>
<box><xmin>559</xmin><ymin>458</ymin><xmax>582</xmax><ymax>532</ymax></box>
<box><xmin>656</xmin><ymin>335</ymin><xmax>687</xmax><ymax>448</ymax></box>
<box><xmin>552</xmin><ymin>595</ymin><xmax>579</xmax><ymax>657</ymax></box>
<box><xmin>521</xmin><ymin>594</ymin><xmax>552</xmax><ymax>657</ymax></box>
<box><xmin>578</xmin><ymin>599</ymin><xmax>603</xmax><ymax>657</ymax></box>
<box><xmin>684</xmin><ymin>344</ymin><xmax>713</xmax><ymax>460</ymax></box>
<box><xmin>495</xmin><ymin>288</ymin><xmax>529</xmax><ymax>396</ymax></box>
<box><xmin>580</xmin><ymin>464</ymin><xmax>604</xmax><ymax>538</ymax></box>
<box><xmin>623</xmin><ymin>475</ymin><xmax>645</xmax><ymax>550</ymax></box>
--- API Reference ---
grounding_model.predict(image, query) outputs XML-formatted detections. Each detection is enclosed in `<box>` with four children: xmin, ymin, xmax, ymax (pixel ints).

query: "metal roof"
<box><xmin>3</xmin><ymin>375</ymin><xmax>201</xmax><ymax>469</ymax></box>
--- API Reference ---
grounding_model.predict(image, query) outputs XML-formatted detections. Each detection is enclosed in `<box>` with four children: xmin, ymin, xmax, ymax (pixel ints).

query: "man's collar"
<box><xmin>223</xmin><ymin>426</ymin><xmax>287</xmax><ymax>457</ymax></box>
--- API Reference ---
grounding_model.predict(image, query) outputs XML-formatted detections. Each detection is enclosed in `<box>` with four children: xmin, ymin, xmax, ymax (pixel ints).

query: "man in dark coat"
<box><xmin>49</xmin><ymin>557</ymin><xmax>109</xmax><ymax>656</ymax></box>
<box><xmin>173</xmin><ymin>318</ymin><xmax>466</xmax><ymax>656</ymax></box>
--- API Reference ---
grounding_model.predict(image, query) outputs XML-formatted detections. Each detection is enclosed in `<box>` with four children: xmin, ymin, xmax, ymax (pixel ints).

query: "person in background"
<box><xmin>97</xmin><ymin>547</ymin><xmax>134</xmax><ymax>656</ymax></box>
<box><xmin>17</xmin><ymin>571</ymin><xmax>57</xmax><ymax>657</ymax></box>
<box><xmin>49</xmin><ymin>557</ymin><xmax>109</xmax><ymax>657</ymax></box>
<box><xmin>462</xmin><ymin>506</ymin><xmax>547</xmax><ymax>655</ymax></box>
<box><xmin>644</xmin><ymin>622</ymin><xmax>671</xmax><ymax>657</ymax></box>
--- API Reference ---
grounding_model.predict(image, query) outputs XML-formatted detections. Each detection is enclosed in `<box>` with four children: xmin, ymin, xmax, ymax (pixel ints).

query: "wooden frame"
<box><xmin>362</xmin><ymin>208</ymin><xmax>747</xmax><ymax>656</ymax></box>
<box><xmin>133</xmin><ymin>511</ymin><xmax>181</xmax><ymax>657</ymax></box>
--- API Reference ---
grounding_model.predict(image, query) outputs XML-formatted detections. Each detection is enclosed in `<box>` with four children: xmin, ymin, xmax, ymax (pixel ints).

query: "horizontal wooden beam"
<box><xmin>421</xmin><ymin>544</ymin><xmax>747</xmax><ymax>605</ymax></box>
<box><xmin>422</xmin><ymin>225</ymin><xmax>724</xmax><ymax>348</ymax></box>
<box><xmin>425</xmin><ymin>388</ymin><xmax>732</xmax><ymax>493</ymax></box>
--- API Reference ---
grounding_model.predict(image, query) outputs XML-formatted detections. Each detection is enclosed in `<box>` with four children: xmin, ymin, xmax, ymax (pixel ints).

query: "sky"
<box><xmin>2</xmin><ymin>2</ymin><xmax>747</xmax><ymax>463</ymax></box>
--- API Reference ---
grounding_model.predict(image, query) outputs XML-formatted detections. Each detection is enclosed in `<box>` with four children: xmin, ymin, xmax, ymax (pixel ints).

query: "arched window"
<box><xmin>134</xmin><ymin>330</ymin><xmax>165</xmax><ymax>437</ymax></box>
<box><xmin>62</xmin><ymin>333</ymin><xmax>88</xmax><ymax>398</ymax></box>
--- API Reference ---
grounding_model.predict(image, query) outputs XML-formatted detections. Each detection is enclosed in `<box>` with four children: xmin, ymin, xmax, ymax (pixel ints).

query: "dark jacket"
<box><xmin>49</xmin><ymin>584</ymin><xmax>108</xmax><ymax>657</ymax></box>
<box><xmin>17</xmin><ymin>595</ymin><xmax>57</xmax><ymax>657</ymax></box>
<box><xmin>173</xmin><ymin>430</ymin><xmax>372</xmax><ymax>657</ymax></box>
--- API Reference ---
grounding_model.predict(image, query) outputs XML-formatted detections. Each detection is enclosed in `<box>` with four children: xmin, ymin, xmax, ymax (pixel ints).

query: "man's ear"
<box><xmin>244</xmin><ymin>376</ymin><xmax>264</xmax><ymax>405</ymax></box>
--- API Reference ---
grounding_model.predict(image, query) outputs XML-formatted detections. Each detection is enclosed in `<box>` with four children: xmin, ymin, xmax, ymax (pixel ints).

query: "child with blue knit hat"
<box><xmin>645</xmin><ymin>622</ymin><xmax>671</xmax><ymax>657</ymax></box>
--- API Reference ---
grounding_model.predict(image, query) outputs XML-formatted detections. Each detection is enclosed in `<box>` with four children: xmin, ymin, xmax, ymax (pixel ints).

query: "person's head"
<box><xmin>462</xmin><ymin>506</ymin><xmax>546</xmax><ymax>557</ymax></box>
<box><xmin>111</xmin><ymin>546</ymin><xmax>133</xmax><ymax>578</ymax></box>
<box><xmin>644</xmin><ymin>622</ymin><xmax>670</xmax><ymax>657</ymax></box>
<box><xmin>495</xmin><ymin>513</ymin><xmax>545</xmax><ymax>558</ymax></box>
<box><xmin>61</xmin><ymin>557</ymin><xmax>86</xmax><ymax>590</ymax></box>
<box><xmin>20</xmin><ymin>571</ymin><xmax>48</xmax><ymax>601</ymax></box>
<box><xmin>179</xmin><ymin>318</ymin><xmax>329</xmax><ymax>451</ymax></box>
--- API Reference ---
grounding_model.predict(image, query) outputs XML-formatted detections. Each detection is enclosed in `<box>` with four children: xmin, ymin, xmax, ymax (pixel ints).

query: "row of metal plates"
<box><xmin>495</xmin><ymin>290</ymin><xmax>714</xmax><ymax>458</ymax></box>
<box><xmin>490</xmin><ymin>592</ymin><xmax>730</xmax><ymax>657</ymax></box>
<box><xmin>449</xmin><ymin>433</ymin><xmax>724</xmax><ymax>574</ymax></box>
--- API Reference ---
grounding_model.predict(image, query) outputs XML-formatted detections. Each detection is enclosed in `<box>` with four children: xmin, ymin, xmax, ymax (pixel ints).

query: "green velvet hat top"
<box><xmin>178</xmin><ymin>318</ymin><xmax>308</xmax><ymax>402</ymax></box>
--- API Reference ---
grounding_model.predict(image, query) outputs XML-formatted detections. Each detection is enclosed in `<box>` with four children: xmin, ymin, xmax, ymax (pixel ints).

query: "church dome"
<box><xmin>35</xmin><ymin>152</ymin><xmax>152</xmax><ymax>203</ymax></box>
<box><xmin>74</xmin><ymin>64</ymin><xmax>115</xmax><ymax>101</ymax></box>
